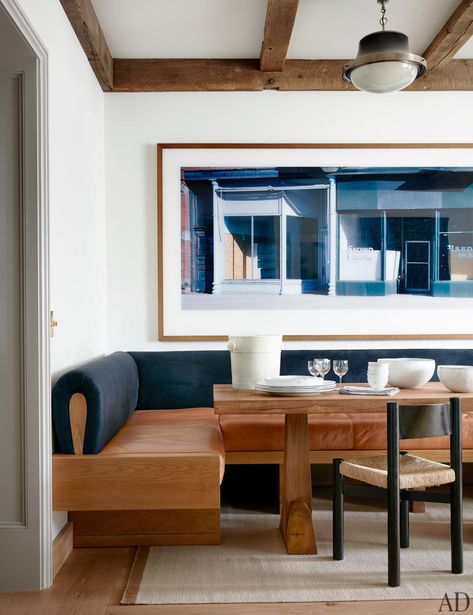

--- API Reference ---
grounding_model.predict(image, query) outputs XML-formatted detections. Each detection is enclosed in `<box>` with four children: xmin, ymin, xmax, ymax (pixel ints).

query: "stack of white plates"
<box><xmin>256</xmin><ymin>375</ymin><xmax>336</xmax><ymax>396</ymax></box>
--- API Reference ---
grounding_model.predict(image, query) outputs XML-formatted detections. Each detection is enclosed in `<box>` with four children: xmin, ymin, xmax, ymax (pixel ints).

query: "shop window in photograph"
<box><xmin>180</xmin><ymin>168</ymin><xmax>330</xmax><ymax>307</ymax></box>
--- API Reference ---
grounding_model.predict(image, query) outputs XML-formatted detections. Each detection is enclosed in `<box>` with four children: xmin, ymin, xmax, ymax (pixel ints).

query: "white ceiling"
<box><xmin>92</xmin><ymin>0</ymin><xmax>267</xmax><ymax>59</ymax></box>
<box><xmin>91</xmin><ymin>0</ymin><xmax>471</xmax><ymax>60</ymax></box>
<box><xmin>455</xmin><ymin>36</ymin><xmax>473</xmax><ymax>59</ymax></box>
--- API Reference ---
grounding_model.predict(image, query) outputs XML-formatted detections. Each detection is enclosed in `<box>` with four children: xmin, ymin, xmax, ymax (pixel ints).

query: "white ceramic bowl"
<box><xmin>437</xmin><ymin>365</ymin><xmax>473</xmax><ymax>393</ymax></box>
<box><xmin>377</xmin><ymin>358</ymin><xmax>435</xmax><ymax>388</ymax></box>
<box><xmin>367</xmin><ymin>373</ymin><xmax>389</xmax><ymax>390</ymax></box>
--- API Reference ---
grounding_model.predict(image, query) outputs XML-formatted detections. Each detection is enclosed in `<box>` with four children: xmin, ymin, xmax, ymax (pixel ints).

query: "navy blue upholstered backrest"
<box><xmin>52</xmin><ymin>351</ymin><xmax>139</xmax><ymax>454</ymax></box>
<box><xmin>130</xmin><ymin>348</ymin><xmax>473</xmax><ymax>410</ymax></box>
<box><xmin>52</xmin><ymin>348</ymin><xmax>473</xmax><ymax>453</ymax></box>
<box><xmin>129</xmin><ymin>351</ymin><xmax>232</xmax><ymax>409</ymax></box>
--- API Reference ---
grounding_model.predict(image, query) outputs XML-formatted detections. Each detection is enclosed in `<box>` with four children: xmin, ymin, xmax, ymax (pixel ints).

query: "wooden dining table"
<box><xmin>213</xmin><ymin>382</ymin><xmax>473</xmax><ymax>555</ymax></box>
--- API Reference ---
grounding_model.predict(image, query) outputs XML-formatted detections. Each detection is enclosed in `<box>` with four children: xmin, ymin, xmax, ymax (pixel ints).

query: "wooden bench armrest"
<box><xmin>69</xmin><ymin>392</ymin><xmax>87</xmax><ymax>454</ymax></box>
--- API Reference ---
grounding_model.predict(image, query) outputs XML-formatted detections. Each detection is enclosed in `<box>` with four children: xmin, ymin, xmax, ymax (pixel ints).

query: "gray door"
<box><xmin>0</xmin><ymin>2</ymin><xmax>50</xmax><ymax>590</ymax></box>
<box><xmin>0</xmin><ymin>74</ymin><xmax>23</xmax><ymax>533</ymax></box>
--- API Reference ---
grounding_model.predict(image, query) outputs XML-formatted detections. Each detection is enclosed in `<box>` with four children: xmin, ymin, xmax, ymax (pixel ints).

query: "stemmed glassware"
<box><xmin>315</xmin><ymin>358</ymin><xmax>331</xmax><ymax>380</ymax></box>
<box><xmin>309</xmin><ymin>358</ymin><xmax>346</xmax><ymax>382</ymax></box>
<box><xmin>333</xmin><ymin>359</ymin><xmax>349</xmax><ymax>384</ymax></box>
<box><xmin>308</xmin><ymin>360</ymin><xmax>320</xmax><ymax>378</ymax></box>
<box><xmin>308</xmin><ymin>358</ymin><xmax>332</xmax><ymax>380</ymax></box>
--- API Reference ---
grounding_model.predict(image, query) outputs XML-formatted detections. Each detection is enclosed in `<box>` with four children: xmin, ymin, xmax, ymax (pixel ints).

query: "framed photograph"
<box><xmin>157</xmin><ymin>143</ymin><xmax>473</xmax><ymax>341</ymax></box>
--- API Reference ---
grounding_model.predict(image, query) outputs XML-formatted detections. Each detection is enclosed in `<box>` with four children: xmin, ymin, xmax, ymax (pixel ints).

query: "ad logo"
<box><xmin>439</xmin><ymin>592</ymin><xmax>470</xmax><ymax>612</ymax></box>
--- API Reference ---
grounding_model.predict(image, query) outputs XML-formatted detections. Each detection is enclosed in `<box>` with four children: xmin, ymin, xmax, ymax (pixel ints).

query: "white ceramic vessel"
<box><xmin>264</xmin><ymin>375</ymin><xmax>322</xmax><ymax>388</ymax></box>
<box><xmin>437</xmin><ymin>365</ymin><xmax>473</xmax><ymax>393</ymax></box>
<box><xmin>368</xmin><ymin>361</ymin><xmax>388</xmax><ymax>369</ymax></box>
<box><xmin>367</xmin><ymin>373</ymin><xmax>389</xmax><ymax>390</ymax></box>
<box><xmin>367</xmin><ymin>365</ymin><xmax>389</xmax><ymax>374</ymax></box>
<box><xmin>227</xmin><ymin>335</ymin><xmax>282</xmax><ymax>390</ymax></box>
<box><xmin>367</xmin><ymin>363</ymin><xmax>389</xmax><ymax>389</ymax></box>
<box><xmin>377</xmin><ymin>358</ymin><xmax>435</xmax><ymax>388</ymax></box>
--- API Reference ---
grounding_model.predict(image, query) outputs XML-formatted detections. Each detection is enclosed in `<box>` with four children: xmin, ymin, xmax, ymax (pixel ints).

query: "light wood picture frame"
<box><xmin>157</xmin><ymin>143</ymin><xmax>473</xmax><ymax>341</ymax></box>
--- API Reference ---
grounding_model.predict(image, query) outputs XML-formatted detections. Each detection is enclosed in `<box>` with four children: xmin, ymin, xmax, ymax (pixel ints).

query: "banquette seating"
<box><xmin>52</xmin><ymin>349</ymin><xmax>473</xmax><ymax>547</ymax></box>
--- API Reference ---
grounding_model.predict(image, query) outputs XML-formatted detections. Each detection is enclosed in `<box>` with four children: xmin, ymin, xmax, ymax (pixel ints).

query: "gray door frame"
<box><xmin>0</xmin><ymin>0</ymin><xmax>51</xmax><ymax>590</ymax></box>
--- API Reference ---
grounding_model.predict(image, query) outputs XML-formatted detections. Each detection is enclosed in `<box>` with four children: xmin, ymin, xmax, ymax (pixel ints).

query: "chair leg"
<box><xmin>333</xmin><ymin>459</ymin><xmax>344</xmax><ymax>560</ymax></box>
<box><xmin>400</xmin><ymin>498</ymin><xmax>409</xmax><ymax>548</ymax></box>
<box><xmin>450</xmin><ymin>481</ymin><xmax>463</xmax><ymax>574</ymax></box>
<box><xmin>388</xmin><ymin>484</ymin><xmax>400</xmax><ymax>586</ymax></box>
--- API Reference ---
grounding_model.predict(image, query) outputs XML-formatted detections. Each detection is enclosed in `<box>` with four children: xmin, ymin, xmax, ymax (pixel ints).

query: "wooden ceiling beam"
<box><xmin>422</xmin><ymin>0</ymin><xmax>473</xmax><ymax>70</ymax></box>
<box><xmin>113</xmin><ymin>58</ymin><xmax>473</xmax><ymax>92</ymax></box>
<box><xmin>113</xmin><ymin>59</ymin><xmax>349</xmax><ymax>92</ymax></box>
<box><xmin>60</xmin><ymin>0</ymin><xmax>473</xmax><ymax>93</ymax></box>
<box><xmin>60</xmin><ymin>0</ymin><xmax>113</xmax><ymax>91</ymax></box>
<box><xmin>260</xmin><ymin>0</ymin><xmax>300</xmax><ymax>71</ymax></box>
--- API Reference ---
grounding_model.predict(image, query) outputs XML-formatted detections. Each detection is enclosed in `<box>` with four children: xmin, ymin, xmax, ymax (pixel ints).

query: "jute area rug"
<box><xmin>122</xmin><ymin>503</ymin><xmax>473</xmax><ymax>605</ymax></box>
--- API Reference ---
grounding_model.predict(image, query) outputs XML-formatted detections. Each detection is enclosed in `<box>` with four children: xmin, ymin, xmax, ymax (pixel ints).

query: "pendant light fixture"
<box><xmin>342</xmin><ymin>0</ymin><xmax>427</xmax><ymax>94</ymax></box>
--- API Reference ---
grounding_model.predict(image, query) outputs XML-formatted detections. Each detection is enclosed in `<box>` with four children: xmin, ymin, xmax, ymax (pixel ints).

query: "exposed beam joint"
<box><xmin>423</xmin><ymin>0</ymin><xmax>473</xmax><ymax>70</ymax></box>
<box><xmin>60</xmin><ymin>0</ymin><xmax>113</xmax><ymax>91</ymax></box>
<box><xmin>260</xmin><ymin>0</ymin><xmax>299</xmax><ymax>71</ymax></box>
<box><xmin>113</xmin><ymin>58</ymin><xmax>473</xmax><ymax>92</ymax></box>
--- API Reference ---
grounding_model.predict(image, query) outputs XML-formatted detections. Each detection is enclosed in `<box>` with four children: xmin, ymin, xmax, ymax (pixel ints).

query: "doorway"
<box><xmin>386</xmin><ymin>213</ymin><xmax>435</xmax><ymax>295</ymax></box>
<box><xmin>0</xmin><ymin>0</ymin><xmax>50</xmax><ymax>590</ymax></box>
<box><xmin>404</xmin><ymin>240</ymin><xmax>431</xmax><ymax>293</ymax></box>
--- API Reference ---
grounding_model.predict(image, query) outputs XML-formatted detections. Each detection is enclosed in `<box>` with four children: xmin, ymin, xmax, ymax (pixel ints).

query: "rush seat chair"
<box><xmin>332</xmin><ymin>398</ymin><xmax>463</xmax><ymax>587</ymax></box>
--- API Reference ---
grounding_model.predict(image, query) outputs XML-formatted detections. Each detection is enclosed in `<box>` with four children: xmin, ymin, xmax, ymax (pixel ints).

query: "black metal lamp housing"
<box><xmin>342</xmin><ymin>5</ymin><xmax>427</xmax><ymax>94</ymax></box>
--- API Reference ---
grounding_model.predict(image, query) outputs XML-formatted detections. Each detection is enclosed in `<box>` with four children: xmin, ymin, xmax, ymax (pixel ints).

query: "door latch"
<box><xmin>50</xmin><ymin>310</ymin><xmax>58</xmax><ymax>337</ymax></box>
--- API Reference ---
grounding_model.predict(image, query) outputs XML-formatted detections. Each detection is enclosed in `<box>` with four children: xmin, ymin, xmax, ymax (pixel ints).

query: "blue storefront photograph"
<box><xmin>180</xmin><ymin>166</ymin><xmax>473</xmax><ymax>309</ymax></box>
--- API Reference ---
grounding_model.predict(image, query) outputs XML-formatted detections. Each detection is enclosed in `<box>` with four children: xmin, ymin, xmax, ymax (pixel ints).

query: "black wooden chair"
<box><xmin>332</xmin><ymin>398</ymin><xmax>463</xmax><ymax>587</ymax></box>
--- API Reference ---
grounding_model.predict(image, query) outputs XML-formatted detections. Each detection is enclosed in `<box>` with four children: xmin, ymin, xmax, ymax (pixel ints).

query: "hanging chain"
<box><xmin>379</xmin><ymin>0</ymin><xmax>388</xmax><ymax>31</ymax></box>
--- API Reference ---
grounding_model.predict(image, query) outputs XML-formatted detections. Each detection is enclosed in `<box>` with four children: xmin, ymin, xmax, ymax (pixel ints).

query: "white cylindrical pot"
<box><xmin>227</xmin><ymin>335</ymin><xmax>282</xmax><ymax>390</ymax></box>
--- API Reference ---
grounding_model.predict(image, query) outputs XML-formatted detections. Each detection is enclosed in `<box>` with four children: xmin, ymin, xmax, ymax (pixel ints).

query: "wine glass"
<box><xmin>333</xmin><ymin>359</ymin><xmax>349</xmax><ymax>384</ymax></box>
<box><xmin>308</xmin><ymin>360</ymin><xmax>320</xmax><ymax>378</ymax></box>
<box><xmin>315</xmin><ymin>358</ymin><xmax>331</xmax><ymax>380</ymax></box>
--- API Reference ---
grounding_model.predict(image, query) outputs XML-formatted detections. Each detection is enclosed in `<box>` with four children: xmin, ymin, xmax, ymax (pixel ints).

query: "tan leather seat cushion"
<box><xmin>352</xmin><ymin>412</ymin><xmax>473</xmax><ymax>450</ymax></box>
<box><xmin>220</xmin><ymin>412</ymin><xmax>473</xmax><ymax>452</ymax></box>
<box><xmin>101</xmin><ymin>408</ymin><xmax>225</xmax><ymax>481</ymax></box>
<box><xmin>99</xmin><ymin>409</ymin><xmax>473</xmax><ymax>477</ymax></box>
<box><xmin>219</xmin><ymin>413</ymin><xmax>354</xmax><ymax>451</ymax></box>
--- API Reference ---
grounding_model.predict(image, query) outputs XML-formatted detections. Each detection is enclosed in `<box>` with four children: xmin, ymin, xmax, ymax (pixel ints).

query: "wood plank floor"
<box><xmin>0</xmin><ymin>544</ymin><xmax>447</xmax><ymax>615</ymax></box>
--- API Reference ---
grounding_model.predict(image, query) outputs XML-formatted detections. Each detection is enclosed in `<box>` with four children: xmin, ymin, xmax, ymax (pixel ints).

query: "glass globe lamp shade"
<box><xmin>343</xmin><ymin>31</ymin><xmax>426</xmax><ymax>94</ymax></box>
<box><xmin>349</xmin><ymin>60</ymin><xmax>419</xmax><ymax>94</ymax></box>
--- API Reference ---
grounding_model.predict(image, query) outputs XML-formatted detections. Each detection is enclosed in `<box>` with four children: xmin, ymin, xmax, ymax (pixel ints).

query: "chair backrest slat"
<box><xmin>398</xmin><ymin>403</ymin><xmax>451</xmax><ymax>440</ymax></box>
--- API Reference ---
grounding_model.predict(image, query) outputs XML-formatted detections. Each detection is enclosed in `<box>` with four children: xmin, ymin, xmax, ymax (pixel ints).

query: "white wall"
<box><xmin>16</xmin><ymin>0</ymin><xmax>107</xmax><ymax>537</ymax></box>
<box><xmin>105</xmin><ymin>91</ymin><xmax>473</xmax><ymax>352</ymax></box>
<box><xmin>17</xmin><ymin>0</ymin><xmax>107</xmax><ymax>373</ymax></box>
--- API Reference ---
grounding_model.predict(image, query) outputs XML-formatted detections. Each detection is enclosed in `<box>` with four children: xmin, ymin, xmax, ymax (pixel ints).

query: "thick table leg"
<box><xmin>279</xmin><ymin>413</ymin><xmax>317</xmax><ymax>554</ymax></box>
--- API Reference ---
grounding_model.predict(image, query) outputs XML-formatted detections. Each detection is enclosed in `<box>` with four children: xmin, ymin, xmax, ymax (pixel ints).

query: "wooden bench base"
<box><xmin>69</xmin><ymin>509</ymin><xmax>220</xmax><ymax>547</ymax></box>
<box><xmin>55</xmin><ymin>449</ymin><xmax>471</xmax><ymax>548</ymax></box>
<box><xmin>53</xmin><ymin>451</ymin><xmax>222</xmax><ymax>547</ymax></box>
